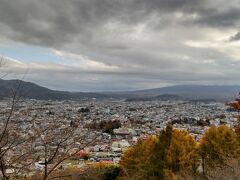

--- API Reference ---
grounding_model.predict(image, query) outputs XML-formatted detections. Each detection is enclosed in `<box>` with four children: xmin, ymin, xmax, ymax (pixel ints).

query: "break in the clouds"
<box><xmin>0</xmin><ymin>0</ymin><xmax>240</xmax><ymax>91</ymax></box>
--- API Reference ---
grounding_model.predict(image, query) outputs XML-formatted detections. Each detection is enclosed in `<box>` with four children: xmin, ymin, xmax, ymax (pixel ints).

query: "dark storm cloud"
<box><xmin>0</xmin><ymin>0</ymin><xmax>239</xmax><ymax>49</ymax></box>
<box><xmin>1</xmin><ymin>0</ymin><xmax>240</xmax><ymax>91</ymax></box>
<box><xmin>195</xmin><ymin>7</ymin><xmax>240</xmax><ymax>28</ymax></box>
<box><xmin>0</xmin><ymin>0</ymin><xmax>229</xmax><ymax>48</ymax></box>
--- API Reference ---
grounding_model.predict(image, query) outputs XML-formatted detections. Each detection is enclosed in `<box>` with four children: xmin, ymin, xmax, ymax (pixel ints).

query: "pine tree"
<box><xmin>199</xmin><ymin>125</ymin><xmax>240</xmax><ymax>167</ymax></box>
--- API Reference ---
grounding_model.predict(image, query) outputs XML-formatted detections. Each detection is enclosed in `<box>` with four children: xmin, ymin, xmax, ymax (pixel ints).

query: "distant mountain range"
<box><xmin>0</xmin><ymin>79</ymin><xmax>108</xmax><ymax>100</ymax></box>
<box><xmin>124</xmin><ymin>94</ymin><xmax>181</xmax><ymax>102</ymax></box>
<box><xmin>0</xmin><ymin>79</ymin><xmax>239</xmax><ymax>101</ymax></box>
<box><xmin>122</xmin><ymin>85</ymin><xmax>240</xmax><ymax>102</ymax></box>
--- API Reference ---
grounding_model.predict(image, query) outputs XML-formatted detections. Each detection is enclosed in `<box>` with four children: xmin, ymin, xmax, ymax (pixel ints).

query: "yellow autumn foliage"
<box><xmin>120</xmin><ymin>126</ymin><xmax>197</xmax><ymax>179</ymax></box>
<box><xmin>166</xmin><ymin>130</ymin><xmax>198</xmax><ymax>172</ymax></box>
<box><xmin>199</xmin><ymin>125</ymin><xmax>240</xmax><ymax>165</ymax></box>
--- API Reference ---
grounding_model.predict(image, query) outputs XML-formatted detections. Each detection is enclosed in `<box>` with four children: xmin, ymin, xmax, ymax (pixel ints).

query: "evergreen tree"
<box><xmin>199</xmin><ymin>125</ymin><xmax>240</xmax><ymax>167</ymax></box>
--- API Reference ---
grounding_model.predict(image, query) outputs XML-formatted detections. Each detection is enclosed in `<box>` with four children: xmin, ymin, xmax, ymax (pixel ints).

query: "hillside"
<box><xmin>117</xmin><ymin>85</ymin><xmax>240</xmax><ymax>101</ymax></box>
<box><xmin>0</xmin><ymin>79</ymin><xmax>108</xmax><ymax>100</ymax></box>
<box><xmin>0</xmin><ymin>79</ymin><xmax>239</xmax><ymax>101</ymax></box>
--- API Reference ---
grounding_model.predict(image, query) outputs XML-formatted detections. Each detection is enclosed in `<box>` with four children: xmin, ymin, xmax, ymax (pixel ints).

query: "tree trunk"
<box><xmin>0</xmin><ymin>157</ymin><xmax>9</xmax><ymax>180</ymax></box>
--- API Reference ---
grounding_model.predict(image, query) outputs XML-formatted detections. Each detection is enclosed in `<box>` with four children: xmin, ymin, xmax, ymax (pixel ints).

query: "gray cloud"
<box><xmin>195</xmin><ymin>7</ymin><xmax>240</xmax><ymax>28</ymax></box>
<box><xmin>1</xmin><ymin>0</ymin><xmax>237</xmax><ymax>48</ymax></box>
<box><xmin>1</xmin><ymin>0</ymin><xmax>240</xmax><ymax>91</ymax></box>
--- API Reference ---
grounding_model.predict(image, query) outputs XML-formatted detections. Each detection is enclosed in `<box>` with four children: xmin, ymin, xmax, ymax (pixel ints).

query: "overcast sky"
<box><xmin>0</xmin><ymin>0</ymin><xmax>240</xmax><ymax>92</ymax></box>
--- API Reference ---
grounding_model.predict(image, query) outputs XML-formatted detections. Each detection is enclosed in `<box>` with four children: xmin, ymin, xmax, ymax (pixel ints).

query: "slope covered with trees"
<box><xmin>22</xmin><ymin>121</ymin><xmax>240</xmax><ymax>179</ymax></box>
<box><xmin>119</xmin><ymin>124</ymin><xmax>240</xmax><ymax>180</ymax></box>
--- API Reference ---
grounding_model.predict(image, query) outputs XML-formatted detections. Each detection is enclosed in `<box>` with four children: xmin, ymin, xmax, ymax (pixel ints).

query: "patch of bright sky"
<box><xmin>0</xmin><ymin>43</ymin><xmax>66</xmax><ymax>64</ymax></box>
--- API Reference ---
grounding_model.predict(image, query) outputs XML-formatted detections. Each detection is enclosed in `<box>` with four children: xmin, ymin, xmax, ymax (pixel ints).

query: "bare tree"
<box><xmin>0</xmin><ymin>57</ymin><xmax>34</xmax><ymax>179</ymax></box>
<box><xmin>28</xmin><ymin>107</ymin><xmax>107</xmax><ymax>180</ymax></box>
<box><xmin>0</xmin><ymin>79</ymin><xmax>26</xmax><ymax>179</ymax></box>
<box><xmin>0</xmin><ymin>57</ymin><xmax>105</xmax><ymax>180</ymax></box>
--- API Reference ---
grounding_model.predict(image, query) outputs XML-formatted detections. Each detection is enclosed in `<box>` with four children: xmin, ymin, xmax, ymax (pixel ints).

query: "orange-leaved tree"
<box><xmin>199</xmin><ymin>125</ymin><xmax>240</xmax><ymax>163</ymax></box>
<box><xmin>119</xmin><ymin>136</ymin><xmax>158</xmax><ymax>179</ymax></box>
<box><xmin>120</xmin><ymin>125</ymin><xmax>198</xmax><ymax>179</ymax></box>
<box><xmin>166</xmin><ymin>130</ymin><xmax>198</xmax><ymax>173</ymax></box>
<box><xmin>199</xmin><ymin>125</ymin><xmax>240</xmax><ymax>178</ymax></box>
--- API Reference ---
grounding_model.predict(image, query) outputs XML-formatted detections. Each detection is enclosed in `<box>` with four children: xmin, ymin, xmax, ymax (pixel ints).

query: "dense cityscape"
<box><xmin>1</xmin><ymin>97</ymin><xmax>239</xmax><ymax>177</ymax></box>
